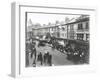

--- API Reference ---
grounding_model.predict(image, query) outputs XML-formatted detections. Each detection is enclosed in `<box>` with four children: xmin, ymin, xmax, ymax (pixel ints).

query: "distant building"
<box><xmin>30</xmin><ymin>15</ymin><xmax>89</xmax><ymax>41</ymax></box>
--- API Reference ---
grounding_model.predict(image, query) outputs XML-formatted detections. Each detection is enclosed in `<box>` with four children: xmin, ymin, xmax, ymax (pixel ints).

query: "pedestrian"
<box><xmin>48</xmin><ymin>54</ymin><xmax>52</xmax><ymax>66</ymax></box>
<box><xmin>40</xmin><ymin>52</ymin><xmax>43</xmax><ymax>65</ymax></box>
<box><xmin>34</xmin><ymin>48</ymin><xmax>37</xmax><ymax>60</ymax></box>
<box><xmin>37</xmin><ymin>52</ymin><xmax>43</xmax><ymax>65</ymax></box>
<box><xmin>43</xmin><ymin>51</ymin><xmax>48</xmax><ymax>64</ymax></box>
<box><xmin>46</xmin><ymin>52</ymin><xmax>50</xmax><ymax>65</ymax></box>
<box><xmin>30</xmin><ymin>41</ymin><xmax>35</xmax><ymax>58</ymax></box>
<box><xmin>43</xmin><ymin>53</ymin><xmax>46</xmax><ymax>64</ymax></box>
<box><xmin>32</xmin><ymin>47</ymin><xmax>37</xmax><ymax>66</ymax></box>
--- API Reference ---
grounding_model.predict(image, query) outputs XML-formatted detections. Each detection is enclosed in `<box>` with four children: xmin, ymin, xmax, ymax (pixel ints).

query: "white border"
<box><xmin>11</xmin><ymin>2</ymin><xmax>96</xmax><ymax>78</ymax></box>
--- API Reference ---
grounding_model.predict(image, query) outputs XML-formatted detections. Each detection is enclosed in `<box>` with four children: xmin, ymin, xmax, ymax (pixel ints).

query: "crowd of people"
<box><xmin>51</xmin><ymin>39</ymin><xmax>89</xmax><ymax>64</ymax></box>
<box><xmin>26</xmin><ymin>37</ymin><xmax>89</xmax><ymax>67</ymax></box>
<box><xmin>26</xmin><ymin>38</ymin><xmax>52</xmax><ymax>67</ymax></box>
<box><xmin>37</xmin><ymin>51</ymin><xmax>52</xmax><ymax>66</ymax></box>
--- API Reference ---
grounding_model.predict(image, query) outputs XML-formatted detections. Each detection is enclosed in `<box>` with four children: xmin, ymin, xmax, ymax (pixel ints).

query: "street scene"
<box><xmin>25</xmin><ymin>12</ymin><xmax>89</xmax><ymax>67</ymax></box>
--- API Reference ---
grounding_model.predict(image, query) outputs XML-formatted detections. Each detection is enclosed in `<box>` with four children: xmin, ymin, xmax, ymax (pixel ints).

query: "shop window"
<box><xmin>86</xmin><ymin>22</ymin><xmax>89</xmax><ymax>29</ymax></box>
<box><xmin>77</xmin><ymin>34</ymin><xmax>84</xmax><ymax>40</ymax></box>
<box><xmin>86</xmin><ymin>34</ymin><xmax>89</xmax><ymax>41</ymax></box>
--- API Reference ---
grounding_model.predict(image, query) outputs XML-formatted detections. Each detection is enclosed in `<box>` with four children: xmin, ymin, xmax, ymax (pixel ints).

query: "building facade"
<box><xmin>67</xmin><ymin>16</ymin><xmax>89</xmax><ymax>41</ymax></box>
<box><xmin>30</xmin><ymin>16</ymin><xmax>89</xmax><ymax>41</ymax></box>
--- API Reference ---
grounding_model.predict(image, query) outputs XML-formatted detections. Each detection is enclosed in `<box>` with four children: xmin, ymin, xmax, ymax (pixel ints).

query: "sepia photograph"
<box><xmin>25</xmin><ymin>12</ymin><xmax>89</xmax><ymax>67</ymax></box>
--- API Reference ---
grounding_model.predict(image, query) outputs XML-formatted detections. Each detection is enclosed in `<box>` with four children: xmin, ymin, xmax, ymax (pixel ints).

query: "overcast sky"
<box><xmin>27</xmin><ymin>13</ymin><xmax>81</xmax><ymax>26</ymax></box>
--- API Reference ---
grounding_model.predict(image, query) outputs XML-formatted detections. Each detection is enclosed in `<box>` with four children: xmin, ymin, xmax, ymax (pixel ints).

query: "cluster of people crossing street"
<box><xmin>37</xmin><ymin>51</ymin><xmax>52</xmax><ymax>66</ymax></box>
<box><xmin>26</xmin><ymin>38</ymin><xmax>53</xmax><ymax>67</ymax></box>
